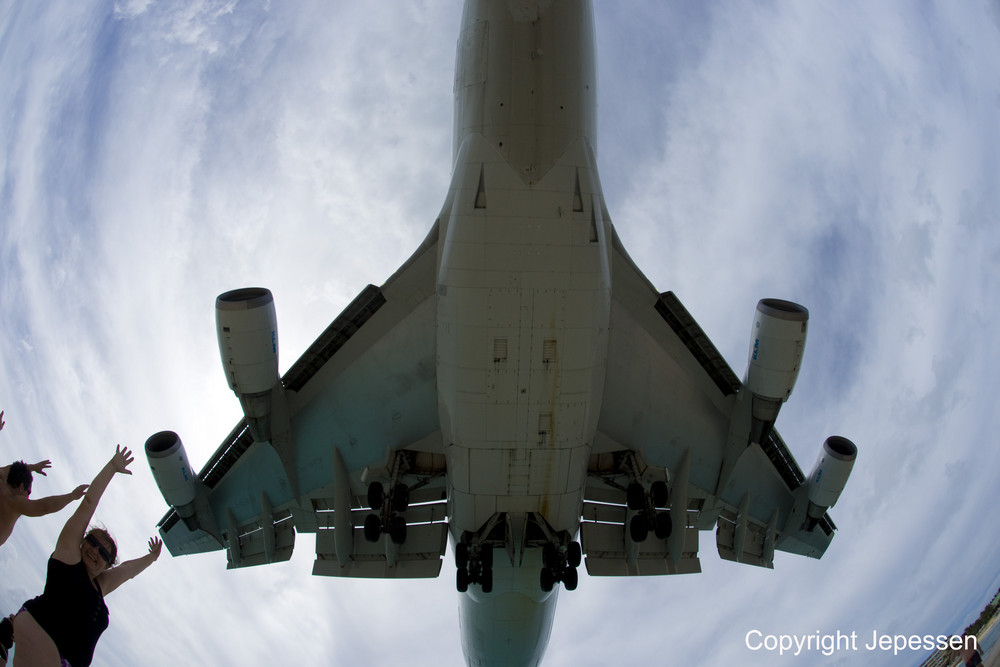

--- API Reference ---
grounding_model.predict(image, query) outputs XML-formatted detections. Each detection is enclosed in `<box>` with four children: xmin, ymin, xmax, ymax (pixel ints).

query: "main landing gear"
<box><xmin>626</xmin><ymin>480</ymin><xmax>672</xmax><ymax>543</ymax></box>
<box><xmin>363</xmin><ymin>481</ymin><xmax>410</xmax><ymax>544</ymax></box>
<box><xmin>539</xmin><ymin>540</ymin><xmax>581</xmax><ymax>592</ymax></box>
<box><xmin>453</xmin><ymin>512</ymin><xmax>584</xmax><ymax>594</ymax></box>
<box><xmin>455</xmin><ymin>540</ymin><xmax>494</xmax><ymax>593</ymax></box>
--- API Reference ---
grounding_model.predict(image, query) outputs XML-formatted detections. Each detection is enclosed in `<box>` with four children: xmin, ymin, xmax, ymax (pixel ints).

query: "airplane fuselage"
<box><xmin>436</xmin><ymin>1</ymin><xmax>609</xmax><ymax>663</ymax></box>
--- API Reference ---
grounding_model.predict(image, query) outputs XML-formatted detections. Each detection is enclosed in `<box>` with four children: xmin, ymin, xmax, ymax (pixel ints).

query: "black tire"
<box><xmin>389</xmin><ymin>515</ymin><xmax>407</xmax><ymax>545</ymax></box>
<box><xmin>542</xmin><ymin>543</ymin><xmax>558</xmax><ymax>568</ymax></box>
<box><xmin>364</xmin><ymin>514</ymin><xmax>381</xmax><ymax>543</ymax></box>
<box><xmin>481</xmin><ymin>568</ymin><xmax>493</xmax><ymax>594</ymax></box>
<box><xmin>655</xmin><ymin>511</ymin><xmax>673</xmax><ymax>540</ymax></box>
<box><xmin>457</xmin><ymin>567</ymin><xmax>469</xmax><ymax>593</ymax></box>
<box><xmin>392</xmin><ymin>483</ymin><xmax>409</xmax><ymax>512</ymax></box>
<box><xmin>455</xmin><ymin>541</ymin><xmax>469</xmax><ymax>569</ymax></box>
<box><xmin>629</xmin><ymin>514</ymin><xmax>649</xmax><ymax>543</ymax></box>
<box><xmin>563</xmin><ymin>566</ymin><xmax>578</xmax><ymax>591</ymax></box>
<box><xmin>650</xmin><ymin>480</ymin><xmax>669</xmax><ymax>507</ymax></box>
<box><xmin>567</xmin><ymin>541</ymin><xmax>582</xmax><ymax>568</ymax></box>
<box><xmin>626</xmin><ymin>483</ymin><xmax>645</xmax><ymax>511</ymax></box>
<box><xmin>367</xmin><ymin>481</ymin><xmax>384</xmax><ymax>511</ymax></box>
<box><xmin>540</xmin><ymin>567</ymin><xmax>555</xmax><ymax>592</ymax></box>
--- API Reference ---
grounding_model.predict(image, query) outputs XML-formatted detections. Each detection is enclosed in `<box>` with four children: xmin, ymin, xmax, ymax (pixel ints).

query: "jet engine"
<box><xmin>146</xmin><ymin>430</ymin><xmax>199</xmax><ymax>530</ymax></box>
<box><xmin>806</xmin><ymin>435</ymin><xmax>857</xmax><ymax>525</ymax></box>
<box><xmin>744</xmin><ymin>298</ymin><xmax>808</xmax><ymax>443</ymax></box>
<box><xmin>216</xmin><ymin>287</ymin><xmax>280</xmax><ymax>442</ymax></box>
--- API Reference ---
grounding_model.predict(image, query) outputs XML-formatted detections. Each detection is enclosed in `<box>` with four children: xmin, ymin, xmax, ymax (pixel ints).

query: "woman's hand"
<box><xmin>29</xmin><ymin>460</ymin><xmax>52</xmax><ymax>475</ymax></box>
<box><xmin>111</xmin><ymin>445</ymin><xmax>134</xmax><ymax>475</ymax></box>
<box><xmin>148</xmin><ymin>536</ymin><xmax>163</xmax><ymax>561</ymax></box>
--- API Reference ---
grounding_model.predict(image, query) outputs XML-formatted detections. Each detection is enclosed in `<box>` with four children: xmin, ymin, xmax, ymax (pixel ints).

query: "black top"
<box><xmin>22</xmin><ymin>557</ymin><xmax>109</xmax><ymax>667</ymax></box>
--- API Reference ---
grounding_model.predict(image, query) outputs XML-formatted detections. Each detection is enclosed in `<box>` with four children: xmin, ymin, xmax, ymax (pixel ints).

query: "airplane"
<box><xmin>146</xmin><ymin>1</ymin><xmax>858</xmax><ymax>665</ymax></box>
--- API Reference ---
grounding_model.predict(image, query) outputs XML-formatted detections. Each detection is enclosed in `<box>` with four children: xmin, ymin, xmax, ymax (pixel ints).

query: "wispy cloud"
<box><xmin>2</xmin><ymin>1</ymin><xmax>998</xmax><ymax>665</ymax></box>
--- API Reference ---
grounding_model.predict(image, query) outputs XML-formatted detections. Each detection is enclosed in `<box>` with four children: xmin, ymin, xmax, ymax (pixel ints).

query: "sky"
<box><xmin>2</xmin><ymin>1</ymin><xmax>999</xmax><ymax>665</ymax></box>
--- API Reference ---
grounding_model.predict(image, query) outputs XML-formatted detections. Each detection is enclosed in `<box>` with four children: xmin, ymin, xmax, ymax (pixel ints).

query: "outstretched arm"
<box><xmin>53</xmin><ymin>446</ymin><xmax>133</xmax><ymax>563</ymax></box>
<box><xmin>0</xmin><ymin>460</ymin><xmax>51</xmax><ymax>482</ymax></box>
<box><xmin>98</xmin><ymin>537</ymin><xmax>162</xmax><ymax>596</ymax></box>
<box><xmin>11</xmin><ymin>485</ymin><xmax>88</xmax><ymax>517</ymax></box>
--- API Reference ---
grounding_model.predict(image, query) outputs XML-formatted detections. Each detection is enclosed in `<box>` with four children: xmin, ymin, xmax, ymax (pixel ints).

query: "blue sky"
<box><xmin>2</xmin><ymin>1</ymin><xmax>999</xmax><ymax>665</ymax></box>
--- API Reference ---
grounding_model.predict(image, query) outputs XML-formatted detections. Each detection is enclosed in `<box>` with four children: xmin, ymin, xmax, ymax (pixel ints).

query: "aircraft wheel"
<box><xmin>367</xmin><ymin>482</ymin><xmax>384</xmax><ymax>511</ymax></box>
<box><xmin>542</xmin><ymin>543</ymin><xmax>558</xmax><ymax>568</ymax></box>
<box><xmin>457</xmin><ymin>567</ymin><xmax>469</xmax><ymax>593</ymax></box>
<box><xmin>567</xmin><ymin>541</ymin><xmax>582</xmax><ymax>568</ymax></box>
<box><xmin>651</xmin><ymin>480</ymin><xmax>669</xmax><ymax>507</ymax></box>
<box><xmin>481</xmin><ymin>568</ymin><xmax>493</xmax><ymax>594</ymax></box>
<box><xmin>626</xmin><ymin>483</ymin><xmax>645</xmax><ymax>511</ymax></box>
<box><xmin>364</xmin><ymin>514</ymin><xmax>381</xmax><ymax>542</ymax></box>
<box><xmin>455</xmin><ymin>541</ymin><xmax>469</xmax><ymax>569</ymax></box>
<box><xmin>392</xmin><ymin>483</ymin><xmax>409</xmax><ymax>512</ymax></box>
<box><xmin>389</xmin><ymin>515</ymin><xmax>407</xmax><ymax>545</ymax></box>
<box><xmin>563</xmin><ymin>566</ymin><xmax>579</xmax><ymax>591</ymax></box>
<box><xmin>481</xmin><ymin>545</ymin><xmax>494</xmax><ymax>570</ymax></box>
<box><xmin>655</xmin><ymin>511</ymin><xmax>673</xmax><ymax>540</ymax></box>
<box><xmin>629</xmin><ymin>514</ymin><xmax>649</xmax><ymax>543</ymax></box>
<box><xmin>540</xmin><ymin>567</ymin><xmax>555</xmax><ymax>592</ymax></box>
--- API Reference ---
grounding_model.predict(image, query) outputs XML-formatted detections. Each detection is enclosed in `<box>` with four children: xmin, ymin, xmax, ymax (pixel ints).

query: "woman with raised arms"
<box><xmin>7</xmin><ymin>445</ymin><xmax>162</xmax><ymax>667</ymax></box>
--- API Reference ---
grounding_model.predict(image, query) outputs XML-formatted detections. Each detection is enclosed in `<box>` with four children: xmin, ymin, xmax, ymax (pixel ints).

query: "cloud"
<box><xmin>2</xmin><ymin>1</ymin><xmax>999</xmax><ymax>666</ymax></box>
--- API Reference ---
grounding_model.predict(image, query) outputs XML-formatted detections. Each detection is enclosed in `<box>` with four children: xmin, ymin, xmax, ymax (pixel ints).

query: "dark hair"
<box><xmin>6</xmin><ymin>461</ymin><xmax>32</xmax><ymax>494</ymax></box>
<box><xmin>86</xmin><ymin>527</ymin><xmax>118</xmax><ymax>566</ymax></box>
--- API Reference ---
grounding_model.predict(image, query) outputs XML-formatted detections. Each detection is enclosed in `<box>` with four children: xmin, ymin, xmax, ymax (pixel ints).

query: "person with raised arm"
<box><xmin>1</xmin><ymin>458</ymin><xmax>88</xmax><ymax>547</ymax></box>
<box><xmin>4</xmin><ymin>446</ymin><xmax>162</xmax><ymax>667</ymax></box>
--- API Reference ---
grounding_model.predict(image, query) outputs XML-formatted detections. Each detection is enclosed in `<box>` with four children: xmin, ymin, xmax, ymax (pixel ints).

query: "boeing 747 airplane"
<box><xmin>147</xmin><ymin>2</ymin><xmax>857</xmax><ymax>665</ymax></box>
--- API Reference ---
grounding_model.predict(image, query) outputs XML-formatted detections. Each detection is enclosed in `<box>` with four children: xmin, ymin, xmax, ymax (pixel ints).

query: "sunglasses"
<box><xmin>85</xmin><ymin>534</ymin><xmax>114</xmax><ymax>566</ymax></box>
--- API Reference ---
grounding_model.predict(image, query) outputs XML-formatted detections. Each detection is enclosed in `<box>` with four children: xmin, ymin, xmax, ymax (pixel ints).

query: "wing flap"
<box><xmin>581</xmin><ymin>520</ymin><xmax>701</xmax><ymax>576</ymax></box>
<box><xmin>313</xmin><ymin>523</ymin><xmax>448</xmax><ymax>579</ymax></box>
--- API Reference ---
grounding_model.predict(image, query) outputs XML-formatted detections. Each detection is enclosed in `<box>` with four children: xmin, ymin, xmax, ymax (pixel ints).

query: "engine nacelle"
<box><xmin>806</xmin><ymin>436</ymin><xmax>857</xmax><ymax>521</ymax></box>
<box><xmin>216</xmin><ymin>287</ymin><xmax>279</xmax><ymax>398</ymax></box>
<box><xmin>216</xmin><ymin>288</ymin><xmax>281</xmax><ymax>441</ymax></box>
<box><xmin>744</xmin><ymin>299</ymin><xmax>808</xmax><ymax>442</ymax></box>
<box><xmin>146</xmin><ymin>430</ymin><xmax>199</xmax><ymax>529</ymax></box>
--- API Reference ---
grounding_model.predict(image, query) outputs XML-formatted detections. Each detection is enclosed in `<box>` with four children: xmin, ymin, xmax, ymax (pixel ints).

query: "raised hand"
<box><xmin>111</xmin><ymin>445</ymin><xmax>134</xmax><ymax>475</ymax></box>
<box><xmin>71</xmin><ymin>484</ymin><xmax>89</xmax><ymax>499</ymax></box>
<box><xmin>29</xmin><ymin>460</ymin><xmax>52</xmax><ymax>476</ymax></box>
<box><xmin>148</xmin><ymin>536</ymin><xmax>163</xmax><ymax>561</ymax></box>
<box><xmin>0</xmin><ymin>409</ymin><xmax>5</xmax><ymax>431</ymax></box>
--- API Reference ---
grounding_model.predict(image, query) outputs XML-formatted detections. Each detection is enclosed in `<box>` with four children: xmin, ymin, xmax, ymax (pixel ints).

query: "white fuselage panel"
<box><xmin>438</xmin><ymin>3</ymin><xmax>608</xmax><ymax>665</ymax></box>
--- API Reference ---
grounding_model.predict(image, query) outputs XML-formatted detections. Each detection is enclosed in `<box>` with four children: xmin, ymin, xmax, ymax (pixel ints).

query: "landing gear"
<box><xmin>454</xmin><ymin>512</ymin><xmax>584</xmax><ymax>595</ymax></box>
<box><xmin>654</xmin><ymin>511</ymin><xmax>672</xmax><ymax>540</ymax></box>
<box><xmin>616</xmin><ymin>457</ymin><xmax>672</xmax><ymax>545</ymax></box>
<box><xmin>455</xmin><ymin>539</ymin><xmax>494</xmax><ymax>593</ymax></box>
<box><xmin>540</xmin><ymin>539</ymin><xmax>582</xmax><ymax>592</ymax></box>
<box><xmin>363</xmin><ymin>480</ymin><xmax>410</xmax><ymax>544</ymax></box>
<box><xmin>364</xmin><ymin>513</ymin><xmax>381</xmax><ymax>542</ymax></box>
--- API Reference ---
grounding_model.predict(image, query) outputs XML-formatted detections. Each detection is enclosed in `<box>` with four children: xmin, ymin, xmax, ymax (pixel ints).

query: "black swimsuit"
<box><xmin>22</xmin><ymin>557</ymin><xmax>109</xmax><ymax>667</ymax></box>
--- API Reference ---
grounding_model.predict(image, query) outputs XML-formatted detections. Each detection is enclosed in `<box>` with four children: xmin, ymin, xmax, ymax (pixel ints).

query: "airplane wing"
<box><xmin>581</xmin><ymin>227</ymin><xmax>847</xmax><ymax>576</ymax></box>
<box><xmin>151</xmin><ymin>221</ymin><xmax>450</xmax><ymax>579</ymax></box>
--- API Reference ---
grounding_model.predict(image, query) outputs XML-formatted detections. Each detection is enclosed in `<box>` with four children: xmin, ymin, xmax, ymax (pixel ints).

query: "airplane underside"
<box><xmin>147</xmin><ymin>2</ymin><xmax>857</xmax><ymax>666</ymax></box>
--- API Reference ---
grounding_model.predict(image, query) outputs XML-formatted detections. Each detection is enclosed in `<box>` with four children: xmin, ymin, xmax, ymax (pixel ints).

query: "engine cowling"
<box><xmin>216</xmin><ymin>287</ymin><xmax>279</xmax><ymax>397</ymax></box>
<box><xmin>145</xmin><ymin>430</ymin><xmax>199</xmax><ymax>529</ymax></box>
<box><xmin>744</xmin><ymin>298</ymin><xmax>808</xmax><ymax>442</ymax></box>
<box><xmin>216</xmin><ymin>287</ymin><xmax>280</xmax><ymax>441</ymax></box>
<box><xmin>806</xmin><ymin>435</ymin><xmax>857</xmax><ymax>521</ymax></box>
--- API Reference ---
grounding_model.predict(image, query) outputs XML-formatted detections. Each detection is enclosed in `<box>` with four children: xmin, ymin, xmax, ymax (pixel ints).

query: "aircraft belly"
<box><xmin>437</xmin><ymin>140</ymin><xmax>610</xmax><ymax>536</ymax></box>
